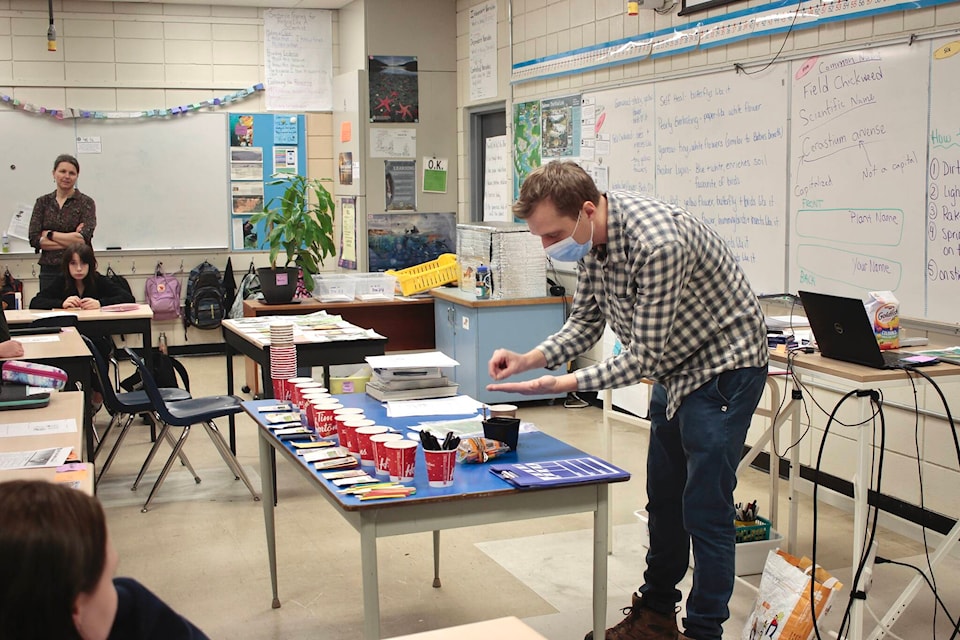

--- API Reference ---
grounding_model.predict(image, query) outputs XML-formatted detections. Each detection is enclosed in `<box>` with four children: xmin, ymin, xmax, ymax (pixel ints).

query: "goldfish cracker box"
<box><xmin>865</xmin><ymin>291</ymin><xmax>899</xmax><ymax>350</ymax></box>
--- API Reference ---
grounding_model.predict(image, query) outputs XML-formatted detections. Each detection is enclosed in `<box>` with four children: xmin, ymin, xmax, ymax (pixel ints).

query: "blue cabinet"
<box><xmin>432</xmin><ymin>289</ymin><xmax>567</xmax><ymax>404</ymax></box>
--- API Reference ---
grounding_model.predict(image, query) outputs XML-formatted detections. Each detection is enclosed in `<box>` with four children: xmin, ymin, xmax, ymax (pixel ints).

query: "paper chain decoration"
<box><xmin>0</xmin><ymin>83</ymin><xmax>265</xmax><ymax>120</ymax></box>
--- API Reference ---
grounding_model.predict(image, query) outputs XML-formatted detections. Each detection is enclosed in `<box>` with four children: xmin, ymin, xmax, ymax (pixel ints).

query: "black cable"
<box><xmin>874</xmin><ymin>557</ymin><xmax>958</xmax><ymax>628</ymax></box>
<box><xmin>815</xmin><ymin>389</ymin><xmax>885</xmax><ymax>640</ymax></box>
<box><xmin>735</xmin><ymin>0</ymin><xmax>802</xmax><ymax>76</ymax></box>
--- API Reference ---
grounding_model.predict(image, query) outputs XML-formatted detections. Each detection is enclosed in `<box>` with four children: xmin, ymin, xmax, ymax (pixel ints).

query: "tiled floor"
<box><xmin>93</xmin><ymin>354</ymin><xmax>948</xmax><ymax>639</ymax></box>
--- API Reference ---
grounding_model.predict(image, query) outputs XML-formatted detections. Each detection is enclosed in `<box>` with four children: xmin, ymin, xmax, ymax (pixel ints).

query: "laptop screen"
<box><xmin>798</xmin><ymin>290</ymin><xmax>888</xmax><ymax>369</ymax></box>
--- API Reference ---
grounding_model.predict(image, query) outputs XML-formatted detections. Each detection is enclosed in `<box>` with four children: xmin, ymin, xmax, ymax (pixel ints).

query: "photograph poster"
<box><xmin>368</xmin><ymin>55</ymin><xmax>419</xmax><ymax>123</ymax></box>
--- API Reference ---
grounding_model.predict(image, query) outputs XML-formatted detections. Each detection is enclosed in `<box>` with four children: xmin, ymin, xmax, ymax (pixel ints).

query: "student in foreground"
<box><xmin>0</xmin><ymin>304</ymin><xmax>25</xmax><ymax>358</ymax></box>
<box><xmin>0</xmin><ymin>480</ymin><xmax>209</xmax><ymax>640</ymax></box>
<box><xmin>486</xmin><ymin>161</ymin><xmax>768</xmax><ymax>640</ymax></box>
<box><xmin>29</xmin><ymin>242</ymin><xmax>134</xmax><ymax>310</ymax></box>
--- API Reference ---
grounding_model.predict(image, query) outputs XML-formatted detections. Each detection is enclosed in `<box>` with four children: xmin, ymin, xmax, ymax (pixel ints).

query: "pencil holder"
<box><xmin>482</xmin><ymin>417</ymin><xmax>520</xmax><ymax>451</ymax></box>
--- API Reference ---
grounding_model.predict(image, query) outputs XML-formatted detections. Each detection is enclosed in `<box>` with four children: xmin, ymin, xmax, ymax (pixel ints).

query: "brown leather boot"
<box><xmin>584</xmin><ymin>593</ymin><xmax>680</xmax><ymax>640</ymax></box>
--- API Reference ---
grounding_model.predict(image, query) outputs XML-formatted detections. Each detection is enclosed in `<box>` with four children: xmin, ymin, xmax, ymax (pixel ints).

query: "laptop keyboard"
<box><xmin>881</xmin><ymin>351</ymin><xmax>903</xmax><ymax>367</ymax></box>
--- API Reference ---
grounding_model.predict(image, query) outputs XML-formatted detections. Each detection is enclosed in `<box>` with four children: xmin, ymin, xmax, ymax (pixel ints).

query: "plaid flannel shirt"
<box><xmin>536</xmin><ymin>191</ymin><xmax>768</xmax><ymax>419</ymax></box>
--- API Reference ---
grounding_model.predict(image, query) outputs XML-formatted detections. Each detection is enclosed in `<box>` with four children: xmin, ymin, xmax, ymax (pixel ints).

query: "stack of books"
<box><xmin>365</xmin><ymin>366</ymin><xmax>459</xmax><ymax>402</ymax></box>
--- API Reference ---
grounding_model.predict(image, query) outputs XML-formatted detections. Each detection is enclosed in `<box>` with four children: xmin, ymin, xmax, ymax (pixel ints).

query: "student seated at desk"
<box><xmin>29</xmin><ymin>242</ymin><xmax>134</xmax><ymax>311</ymax></box>
<box><xmin>0</xmin><ymin>304</ymin><xmax>25</xmax><ymax>358</ymax></box>
<box><xmin>0</xmin><ymin>480</ymin><xmax>209</xmax><ymax>640</ymax></box>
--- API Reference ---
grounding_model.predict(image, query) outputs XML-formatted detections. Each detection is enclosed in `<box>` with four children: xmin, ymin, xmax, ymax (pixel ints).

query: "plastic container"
<box><xmin>329</xmin><ymin>364</ymin><xmax>372</xmax><ymax>394</ymax></box>
<box><xmin>635</xmin><ymin>510</ymin><xmax>781</xmax><ymax>576</ymax></box>
<box><xmin>386</xmin><ymin>253</ymin><xmax>459</xmax><ymax>296</ymax></box>
<box><xmin>735</xmin><ymin>516</ymin><xmax>772</xmax><ymax>543</ymax></box>
<box><xmin>314</xmin><ymin>273</ymin><xmax>356</xmax><ymax>302</ymax></box>
<box><xmin>354</xmin><ymin>273</ymin><xmax>397</xmax><ymax>301</ymax></box>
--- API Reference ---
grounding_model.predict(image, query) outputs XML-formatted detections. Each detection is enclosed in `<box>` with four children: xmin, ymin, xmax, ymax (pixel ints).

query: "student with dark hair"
<box><xmin>0</xmin><ymin>304</ymin><xmax>25</xmax><ymax>358</ymax></box>
<box><xmin>28</xmin><ymin>154</ymin><xmax>97</xmax><ymax>292</ymax></box>
<box><xmin>29</xmin><ymin>242</ymin><xmax>133</xmax><ymax>311</ymax></box>
<box><xmin>0</xmin><ymin>480</ymin><xmax>208</xmax><ymax>640</ymax></box>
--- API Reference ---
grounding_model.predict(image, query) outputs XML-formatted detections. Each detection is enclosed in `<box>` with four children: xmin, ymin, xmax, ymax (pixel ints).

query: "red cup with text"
<box><xmin>385</xmin><ymin>440</ymin><xmax>418</xmax><ymax>482</ymax></box>
<box><xmin>341</xmin><ymin>418</ymin><xmax>375</xmax><ymax>459</ymax></box>
<box><xmin>300</xmin><ymin>390</ymin><xmax>331</xmax><ymax>409</ymax></box>
<box><xmin>271</xmin><ymin>378</ymin><xmax>291</xmax><ymax>401</ymax></box>
<box><xmin>286</xmin><ymin>377</ymin><xmax>314</xmax><ymax>406</ymax></box>
<box><xmin>424</xmin><ymin>448</ymin><xmax>457</xmax><ymax>488</ymax></box>
<box><xmin>355</xmin><ymin>425</ymin><xmax>390</xmax><ymax>467</ymax></box>
<box><xmin>370</xmin><ymin>433</ymin><xmax>404</xmax><ymax>478</ymax></box>
<box><xmin>311</xmin><ymin>400</ymin><xmax>342</xmax><ymax>438</ymax></box>
<box><xmin>294</xmin><ymin>381</ymin><xmax>326</xmax><ymax>409</ymax></box>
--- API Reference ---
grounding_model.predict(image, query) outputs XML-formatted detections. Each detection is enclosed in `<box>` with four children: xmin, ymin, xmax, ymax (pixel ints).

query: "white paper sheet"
<box><xmin>366</xmin><ymin>351</ymin><xmax>459</xmax><ymax>369</ymax></box>
<box><xmin>0</xmin><ymin>418</ymin><xmax>77</xmax><ymax>438</ymax></box>
<box><xmin>0</xmin><ymin>447</ymin><xmax>73</xmax><ymax>470</ymax></box>
<box><xmin>385</xmin><ymin>395</ymin><xmax>483</xmax><ymax>418</ymax></box>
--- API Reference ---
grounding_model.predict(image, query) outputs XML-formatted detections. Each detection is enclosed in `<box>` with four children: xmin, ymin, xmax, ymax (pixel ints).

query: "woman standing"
<box><xmin>28</xmin><ymin>154</ymin><xmax>97</xmax><ymax>292</ymax></box>
<box><xmin>29</xmin><ymin>243</ymin><xmax>132</xmax><ymax>310</ymax></box>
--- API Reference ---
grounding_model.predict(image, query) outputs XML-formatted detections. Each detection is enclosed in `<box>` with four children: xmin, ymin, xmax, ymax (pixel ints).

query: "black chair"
<box><xmin>125</xmin><ymin>348</ymin><xmax>260</xmax><ymax>512</ymax></box>
<box><xmin>81</xmin><ymin>336</ymin><xmax>195</xmax><ymax>489</ymax></box>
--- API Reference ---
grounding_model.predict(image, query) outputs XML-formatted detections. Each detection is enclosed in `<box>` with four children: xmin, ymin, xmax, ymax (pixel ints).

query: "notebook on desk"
<box><xmin>798</xmin><ymin>290</ymin><xmax>926</xmax><ymax>370</ymax></box>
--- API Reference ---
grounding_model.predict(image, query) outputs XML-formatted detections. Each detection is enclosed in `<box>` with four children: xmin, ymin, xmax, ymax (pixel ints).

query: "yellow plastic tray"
<box><xmin>386</xmin><ymin>253</ymin><xmax>460</xmax><ymax>296</ymax></box>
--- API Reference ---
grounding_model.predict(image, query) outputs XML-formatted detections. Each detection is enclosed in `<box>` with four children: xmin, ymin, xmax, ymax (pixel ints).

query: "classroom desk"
<box><xmin>221</xmin><ymin>318</ymin><xmax>387</xmax><ymax>453</ymax></box>
<box><xmin>242</xmin><ymin>297</ymin><xmax>435</xmax><ymax>397</ymax></box>
<box><xmin>1</xmin><ymin>329</ymin><xmax>94</xmax><ymax>462</ymax></box>
<box><xmin>384</xmin><ymin>616</ymin><xmax>548</xmax><ymax>639</ymax></box>
<box><xmin>765</xmin><ymin>351</ymin><xmax>960</xmax><ymax>640</ymax></box>
<box><xmin>245</xmin><ymin>395</ymin><xmax>628</xmax><ymax>640</ymax></box>
<box><xmin>0</xmin><ymin>391</ymin><xmax>94</xmax><ymax>494</ymax></box>
<box><xmin>6</xmin><ymin>304</ymin><xmax>155</xmax><ymax>372</ymax></box>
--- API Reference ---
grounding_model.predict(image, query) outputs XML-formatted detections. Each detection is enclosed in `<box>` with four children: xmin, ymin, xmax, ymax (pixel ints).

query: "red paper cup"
<box><xmin>272</xmin><ymin>378</ymin><xmax>291</xmax><ymax>401</ymax></box>
<box><xmin>370</xmin><ymin>433</ymin><xmax>404</xmax><ymax>477</ymax></box>
<box><xmin>300</xmin><ymin>390</ymin><xmax>331</xmax><ymax>406</ymax></box>
<box><xmin>355</xmin><ymin>425</ymin><xmax>390</xmax><ymax>467</ymax></box>
<box><xmin>340</xmin><ymin>418</ymin><xmax>375</xmax><ymax>458</ymax></box>
<box><xmin>311</xmin><ymin>400</ymin><xmax>342</xmax><ymax>438</ymax></box>
<box><xmin>334</xmin><ymin>413</ymin><xmax>364</xmax><ymax>449</ymax></box>
<box><xmin>424</xmin><ymin>448</ymin><xmax>457</xmax><ymax>488</ymax></box>
<box><xmin>385</xmin><ymin>440</ymin><xmax>418</xmax><ymax>482</ymax></box>
<box><xmin>290</xmin><ymin>378</ymin><xmax>320</xmax><ymax>406</ymax></box>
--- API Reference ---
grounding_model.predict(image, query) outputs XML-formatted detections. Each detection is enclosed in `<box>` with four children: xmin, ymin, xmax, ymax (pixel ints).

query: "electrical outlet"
<box><xmin>855</xmin><ymin>541</ymin><xmax>879</xmax><ymax>594</ymax></box>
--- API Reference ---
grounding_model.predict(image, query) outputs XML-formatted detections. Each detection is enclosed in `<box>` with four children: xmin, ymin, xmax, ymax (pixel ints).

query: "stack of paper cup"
<box><xmin>269</xmin><ymin>322</ymin><xmax>296</xmax><ymax>400</ymax></box>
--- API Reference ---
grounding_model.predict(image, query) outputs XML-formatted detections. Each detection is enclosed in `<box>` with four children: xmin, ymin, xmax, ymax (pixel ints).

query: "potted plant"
<box><xmin>250</xmin><ymin>173</ymin><xmax>337</xmax><ymax>304</ymax></box>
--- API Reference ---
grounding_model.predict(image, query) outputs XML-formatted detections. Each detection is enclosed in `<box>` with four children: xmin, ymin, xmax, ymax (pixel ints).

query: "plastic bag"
<box><xmin>456</xmin><ymin>436</ymin><xmax>510</xmax><ymax>463</ymax></box>
<box><xmin>742</xmin><ymin>550</ymin><xmax>842</xmax><ymax>640</ymax></box>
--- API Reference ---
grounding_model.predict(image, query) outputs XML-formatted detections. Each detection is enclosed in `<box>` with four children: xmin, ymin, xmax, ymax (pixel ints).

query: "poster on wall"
<box><xmin>541</xmin><ymin>95</ymin><xmax>582</xmax><ymax>159</ymax></box>
<box><xmin>230</xmin><ymin>115</ymin><xmax>255</xmax><ymax>146</ymax></box>
<box><xmin>339</xmin><ymin>152</ymin><xmax>353</xmax><ymax>185</ymax></box>
<box><xmin>513</xmin><ymin>101</ymin><xmax>542</xmax><ymax>200</ymax></box>
<box><xmin>338</xmin><ymin>196</ymin><xmax>358</xmax><ymax>270</ymax></box>
<box><xmin>385</xmin><ymin>160</ymin><xmax>416</xmax><ymax>211</ymax></box>
<box><xmin>367</xmin><ymin>212</ymin><xmax>457</xmax><ymax>272</ymax></box>
<box><xmin>233</xmin><ymin>216</ymin><xmax>260</xmax><ymax>250</ymax></box>
<box><xmin>231</xmin><ymin>182</ymin><xmax>264</xmax><ymax>215</ymax></box>
<box><xmin>369</xmin><ymin>55</ymin><xmax>419</xmax><ymax>123</ymax></box>
<box><xmin>484</xmin><ymin>135</ymin><xmax>510</xmax><ymax>221</ymax></box>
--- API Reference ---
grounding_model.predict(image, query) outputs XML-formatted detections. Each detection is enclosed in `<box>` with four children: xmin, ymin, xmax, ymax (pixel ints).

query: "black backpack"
<box><xmin>183</xmin><ymin>260</ymin><xmax>225</xmax><ymax>337</ymax></box>
<box><xmin>104</xmin><ymin>265</ymin><xmax>133</xmax><ymax>298</ymax></box>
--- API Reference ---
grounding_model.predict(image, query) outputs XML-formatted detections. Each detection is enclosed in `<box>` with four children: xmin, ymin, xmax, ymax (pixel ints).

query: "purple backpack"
<box><xmin>145</xmin><ymin>264</ymin><xmax>182</xmax><ymax>321</ymax></box>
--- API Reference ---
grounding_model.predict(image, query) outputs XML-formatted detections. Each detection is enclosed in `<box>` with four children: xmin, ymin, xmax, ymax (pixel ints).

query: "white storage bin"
<box><xmin>314</xmin><ymin>274</ymin><xmax>356</xmax><ymax>302</ymax></box>
<box><xmin>634</xmin><ymin>510</ymin><xmax>782</xmax><ymax>576</ymax></box>
<box><xmin>354</xmin><ymin>273</ymin><xmax>397</xmax><ymax>301</ymax></box>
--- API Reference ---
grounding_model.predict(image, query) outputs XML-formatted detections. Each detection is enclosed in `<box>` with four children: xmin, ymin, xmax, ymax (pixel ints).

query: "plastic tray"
<box><xmin>735</xmin><ymin>516</ymin><xmax>772</xmax><ymax>543</ymax></box>
<box><xmin>386</xmin><ymin>254</ymin><xmax>459</xmax><ymax>296</ymax></box>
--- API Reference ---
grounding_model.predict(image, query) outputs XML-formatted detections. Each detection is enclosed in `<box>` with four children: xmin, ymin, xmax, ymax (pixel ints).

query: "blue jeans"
<box><xmin>639</xmin><ymin>366</ymin><xmax>767</xmax><ymax>640</ymax></box>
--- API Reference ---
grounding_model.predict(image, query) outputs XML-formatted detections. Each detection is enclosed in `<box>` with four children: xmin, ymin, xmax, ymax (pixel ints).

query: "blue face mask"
<box><xmin>545</xmin><ymin>210</ymin><xmax>593</xmax><ymax>262</ymax></box>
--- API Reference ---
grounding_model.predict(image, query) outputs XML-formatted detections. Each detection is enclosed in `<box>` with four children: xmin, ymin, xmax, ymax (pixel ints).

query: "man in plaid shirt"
<box><xmin>488</xmin><ymin>161</ymin><xmax>768</xmax><ymax>640</ymax></box>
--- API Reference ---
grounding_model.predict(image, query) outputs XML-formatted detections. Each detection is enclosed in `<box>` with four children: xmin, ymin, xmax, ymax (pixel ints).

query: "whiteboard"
<box><xmin>926</xmin><ymin>37</ymin><xmax>960</xmax><ymax>322</ymax></box>
<box><xmin>0</xmin><ymin>112</ymin><xmax>230</xmax><ymax>252</ymax></box>
<box><xmin>584</xmin><ymin>65</ymin><xmax>789</xmax><ymax>295</ymax></box>
<box><xmin>787</xmin><ymin>45</ymin><xmax>929</xmax><ymax>317</ymax></box>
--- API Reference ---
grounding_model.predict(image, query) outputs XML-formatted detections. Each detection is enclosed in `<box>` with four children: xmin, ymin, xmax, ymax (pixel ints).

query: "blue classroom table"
<box><xmin>244</xmin><ymin>395</ymin><xmax>630</xmax><ymax>640</ymax></box>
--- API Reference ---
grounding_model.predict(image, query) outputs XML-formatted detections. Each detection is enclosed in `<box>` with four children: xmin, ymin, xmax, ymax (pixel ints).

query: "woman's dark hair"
<box><xmin>53</xmin><ymin>154</ymin><xmax>80</xmax><ymax>173</ymax></box>
<box><xmin>0</xmin><ymin>480</ymin><xmax>107</xmax><ymax>640</ymax></box>
<box><xmin>61</xmin><ymin>242</ymin><xmax>99</xmax><ymax>297</ymax></box>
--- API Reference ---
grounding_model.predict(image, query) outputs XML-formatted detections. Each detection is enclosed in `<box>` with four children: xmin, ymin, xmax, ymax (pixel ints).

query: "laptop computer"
<box><xmin>798</xmin><ymin>290</ymin><xmax>922</xmax><ymax>369</ymax></box>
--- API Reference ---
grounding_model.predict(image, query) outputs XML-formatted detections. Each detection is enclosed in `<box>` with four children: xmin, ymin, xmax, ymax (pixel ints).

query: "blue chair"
<box><xmin>81</xmin><ymin>336</ymin><xmax>195</xmax><ymax>489</ymax></box>
<box><xmin>125</xmin><ymin>347</ymin><xmax>260</xmax><ymax>512</ymax></box>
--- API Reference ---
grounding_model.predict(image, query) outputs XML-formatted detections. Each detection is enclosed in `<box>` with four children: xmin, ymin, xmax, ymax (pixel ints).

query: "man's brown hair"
<box><xmin>512</xmin><ymin>161</ymin><xmax>600</xmax><ymax>220</ymax></box>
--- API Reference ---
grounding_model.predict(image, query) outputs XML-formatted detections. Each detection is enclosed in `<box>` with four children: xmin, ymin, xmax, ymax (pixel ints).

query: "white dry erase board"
<box><xmin>0</xmin><ymin>112</ymin><xmax>230</xmax><ymax>252</ymax></box>
<box><xmin>569</xmin><ymin>36</ymin><xmax>960</xmax><ymax>324</ymax></box>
